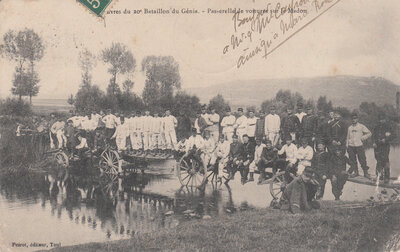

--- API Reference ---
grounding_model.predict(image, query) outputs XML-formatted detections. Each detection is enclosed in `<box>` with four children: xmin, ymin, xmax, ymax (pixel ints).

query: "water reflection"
<box><xmin>0</xmin><ymin>147</ymin><xmax>399</xmax><ymax>248</ymax></box>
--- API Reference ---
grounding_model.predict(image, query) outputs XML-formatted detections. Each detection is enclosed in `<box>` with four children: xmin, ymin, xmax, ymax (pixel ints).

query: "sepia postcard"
<box><xmin>0</xmin><ymin>0</ymin><xmax>399</xmax><ymax>251</ymax></box>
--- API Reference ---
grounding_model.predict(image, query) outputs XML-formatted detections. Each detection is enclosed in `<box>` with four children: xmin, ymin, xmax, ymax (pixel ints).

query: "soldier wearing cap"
<box><xmin>226</xmin><ymin>134</ymin><xmax>245</xmax><ymax>180</ymax></box>
<box><xmin>234</xmin><ymin>107</ymin><xmax>248</xmax><ymax>143</ymax></box>
<box><xmin>245</xmin><ymin>108</ymin><xmax>258</xmax><ymax>146</ymax></box>
<box><xmin>327</xmin><ymin>110</ymin><xmax>347</xmax><ymax>152</ymax></box>
<box><xmin>264</xmin><ymin>105</ymin><xmax>281</xmax><ymax>146</ymax></box>
<box><xmin>220</xmin><ymin>107</ymin><xmax>236</xmax><ymax>143</ymax></box>
<box><xmin>280</xmin><ymin>105</ymin><xmax>301</xmax><ymax>144</ymax></box>
<box><xmin>346</xmin><ymin>113</ymin><xmax>371</xmax><ymax>178</ymax></box>
<box><xmin>207</xmin><ymin>106</ymin><xmax>220</xmax><ymax>143</ymax></box>
<box><xmin>279</xmin><ymin>166</ymin><xmax>320</xmax><ymax>213</ymax></box>
<box><xmin>301</xmin><ymin>105</ymin><xmax>318</xmax><ymax>146</ymax></box>
<box><xmin>373</xmin><ymin>113</ymin><xmax>395</xmax><ymax>183</ymax></box>
<box><xmin>295</xmin><ymin>103</ymin><xmax>306</xmax><ymax>123</ymax></box>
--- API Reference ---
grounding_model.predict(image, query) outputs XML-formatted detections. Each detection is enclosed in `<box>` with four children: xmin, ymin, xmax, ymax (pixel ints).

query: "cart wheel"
<box><xmin>99</xmin><ymin>149</ymin><xmax>121</xmax><ymax>175</ymax></box>
<box><xmin>55</xmin><ymin>151</ymin><xmax>69</xmax><ymax>167</ymax></box>
<box><xmin>178</xmin><ymin>155</ymin><xmax>207</xmax><ymax>187</ymax></box>
<box><xmin>269</xmin><ymin>171</ymin><xmax>287</xmax><ymax>200</ymax></box>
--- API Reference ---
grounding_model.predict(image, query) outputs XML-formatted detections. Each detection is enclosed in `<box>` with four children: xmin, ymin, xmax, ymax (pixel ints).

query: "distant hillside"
<box><xmin>185</xmin><ymin>76</ymin><xmax>400</xmax><ymax>110</ymax></box>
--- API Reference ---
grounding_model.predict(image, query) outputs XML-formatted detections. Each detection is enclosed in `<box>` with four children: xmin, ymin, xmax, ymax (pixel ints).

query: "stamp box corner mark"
<box><xmin>77</xmin><ymin>0</ymin><xmax>113</xmax><ymax>18</ymax></box>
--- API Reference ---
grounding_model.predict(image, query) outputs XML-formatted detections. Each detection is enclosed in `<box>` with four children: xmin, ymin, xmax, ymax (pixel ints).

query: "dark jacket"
<box><xmin>261</xmin><ymin>147</ymin><xmax>277</xmax><ymax>163</ymax></box>
<box><xmin>229</xmin><ymin>142</ymin><xmax>245</xmax><ymax>160</ymax></box>
<box><xmin>301</xmin><ymin>114</ymin><xmax>318</xmax><ymax>137</ymax></box>
<box><xmin>330</xmin><ymin>154</ymin><xmax>349</xmax><ymax>175</ymax></box>
<box><xmin>373</xmin><ymin>122</ymin><xmax>395</xmax><ymax>146</ymax></box>
<box><xmin>255</xmin><ymin>118</ymin><xmax>265</xmax><ymax>140</ymax></box>
<box><xmin>281</xmin><ymin>114</ymin><xmax>301</xmax><ymax>135</ymax></box>
<box><xmin>312</xmin><ymin>151</ymin><xmax>330</xmax><ymax>176</ymax></box>
<box><xmin>328</xmin><ymin>119</ymin><xmax>347</xmax><ymax>145</ymax></box>
<box><xmin>243</xmin><ymin>141</ymin><xmax>255</xmax><ymax>162</ymax></box>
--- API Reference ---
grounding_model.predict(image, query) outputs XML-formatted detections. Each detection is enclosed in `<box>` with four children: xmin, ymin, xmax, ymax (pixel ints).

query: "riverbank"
<box><xmin>49</xmin><ymin>202</ymin><xmax>400</xmax><ymax>252</ymax></box>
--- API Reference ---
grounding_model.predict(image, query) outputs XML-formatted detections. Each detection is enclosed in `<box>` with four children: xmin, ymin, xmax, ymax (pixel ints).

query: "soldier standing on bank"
<box><xmin>373</xmin><ymin>114</ymin><xmax>395</xmax><ymax>183</ymax></box>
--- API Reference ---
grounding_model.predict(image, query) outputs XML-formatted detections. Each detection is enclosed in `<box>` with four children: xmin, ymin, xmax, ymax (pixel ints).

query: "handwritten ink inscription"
<box><xmin>222</xmin><ymin>0</ymin><xmax>342</xmax><ymax>68</ymax></box>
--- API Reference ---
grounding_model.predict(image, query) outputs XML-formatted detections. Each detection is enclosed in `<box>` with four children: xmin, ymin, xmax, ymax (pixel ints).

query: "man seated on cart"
<box><xmin>226</xmin><ymin>134</ymin><xmax>244</xmax><ymax>181</ymax></box>
<box><xmin>278</xmin><ymin>166</ymin><xmax>320</xmax><ymax>213</ymax></box>
<box><xmin>214</xmin><ymin>134</ymin><xmax>231</xmax><ymax>182</ymax></box>
<box><xmin>249</xmin><ymin>138</ymin><xmax>266</xmax><ymax>183</ymax></box>
<box><xmin>241</xmin><ymin>134</ymin><xmax>255</xmax><ymax>184</ymax></box>
<box><xmin>256</xmin><ymin>140</ymin><xmax>278</xmax><ymax>184</ymax></box>
<box><xmin>74</xmin><ymin>132</ymin><xmax>89</xmax><ymax>158</ymax></box>
<box><xmin>277</xmin><ymin>135</ymin><xmax>298</xmax><ymax>183</ymax></box>
<box><xmin>202</xmin><ymin>131</ymin><xmax>217</xmax><ymax>168</ymax></box>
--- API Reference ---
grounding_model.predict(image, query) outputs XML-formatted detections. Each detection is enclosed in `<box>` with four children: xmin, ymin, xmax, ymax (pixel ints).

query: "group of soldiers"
<box><xmin>183</xmin><ymin>103</ymin><xmax>395</xmax><ymax>202</ymax></box>
<box><xmin>45</xmin><ymin>108</ymin><xmax>179</xmax><ymax>158</ymax></box>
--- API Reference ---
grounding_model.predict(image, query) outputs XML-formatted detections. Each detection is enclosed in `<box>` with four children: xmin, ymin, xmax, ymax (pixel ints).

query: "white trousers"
<box><xmin>164</xmin><ymin>130</ymin><xmax>177</xmax><ymax>150</ymax></box>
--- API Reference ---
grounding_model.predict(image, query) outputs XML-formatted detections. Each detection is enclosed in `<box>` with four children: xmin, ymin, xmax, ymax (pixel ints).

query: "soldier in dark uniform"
<box><xmin>255</xmin><ymin>110</ymin><xmax>266</xmax><ymax>141</ymax></box>
<box><xmin>280</xmin><ymin>106</ymin><xmax>301</xmax><ymax>144</ymax></box>
<box><xmin>226</xmin><ymin>134</ymin><xmax>245</xmax><ymax>180</ymax></box>
<box><xmin>327</xmin><ymin>111</ymin><xmax>347</xmax><ymax>153</ymax></box>
<box><xmin>330</xmin><ymin>148</ymin><xmax>349</xmax><ymax>200</ymax></box>
<box><xmin>257</xmin><ymin>140</ymin><xmax>278</xmax><ymax>184</ymax></box>
<box><xmin>241</xmin><ymin>134</ymin><xmax>255</xmax><ymax>184</ymax></box>
<box><xmin>176</xmin><ymin>110</ymin><xmax>192</xmax><ymax>141</ymax></box>
<box><xmin>373</xmin><ymin>114</ymin><xmax>395</xmax><ymax>183</ymax></box>
<box><xmin>301</xmin><ymin>105</ymin><xmax>318</xmax><ymax>146</ymax></box>
<box><xmin>316</xmin><ymin>110</ymin><xmax>330</xmax><ymax>148</ymax></box>
<box><xmin>312</xmin><ymin>141</ymin><xmax>330</xmax><ymax>199</ymax></box>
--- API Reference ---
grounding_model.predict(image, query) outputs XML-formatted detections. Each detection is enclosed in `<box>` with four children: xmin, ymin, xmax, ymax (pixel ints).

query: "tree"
<box><xmin>317</xmin><ymin>96</ymin><xmax>333</xmax><ymax>113</ymax></box>
<box><xmin>0</xmin><ymin>29</ymin><xmax>44</xmax><ymax>102</ymax></box>
<box><xmin>209</xmin><ymin>94</ymin><xmax>230</xmax><ymax>117</ymax></box>
<box><xmin>101</xmin><ymin>43</ymin><xmax>135</xmax><ymax>95</ymax></box>
<box><xmin>79</xmin><ymin>48</ymin><xmax>96</xmax><ymax>88</ymax></box>
<box><xmin>172</xmin><ymin>91</ymin><xmax>201</xmax><ymax>119</ymax></box>
<box><xmin>74</xmin><ymin>84</ymin><xmax>105</xmax><ymax>112</ymax></box>
<box><xmin>122</xmin><ymin>79</ymin><xmax>134</xmax><ymax>94</ymax></box>
<box><xmin>141</xmin><ymin>56</ymin><xmax>181</xmax><ymax>107</ymax></box>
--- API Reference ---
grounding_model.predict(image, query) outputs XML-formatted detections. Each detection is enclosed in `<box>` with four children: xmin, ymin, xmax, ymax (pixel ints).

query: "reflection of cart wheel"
<box><xmin>270</xmin><ymin>171</ymin><xmax>287</xmax><ymax>200</ymax></box>
<box><xmin>178</xmin><ymin>156</ymin><xmax>207</xmax><ymax>187</ymax></box>
<box><xmin>55</xmin><ymin>151</ymin><xmax>69</xmax><ymax>167</ymax></box>
<box><xmin>99</xmin><ymin>149</ymin><xmax>120</xmax><ymax>175</ymax></box>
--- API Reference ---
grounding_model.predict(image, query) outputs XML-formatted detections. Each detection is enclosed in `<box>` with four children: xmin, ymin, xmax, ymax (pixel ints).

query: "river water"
<box><xmin>0</xmin><ymin>147</ymin><xmax>399</xmax><ymax>251</ymax></box>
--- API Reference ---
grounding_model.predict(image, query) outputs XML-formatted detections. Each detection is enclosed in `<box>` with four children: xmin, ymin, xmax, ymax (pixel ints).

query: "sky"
<box><xmin>0</xmin><ymin>0</ymin><xmax>399</xmax><ymax>99</ymax></box>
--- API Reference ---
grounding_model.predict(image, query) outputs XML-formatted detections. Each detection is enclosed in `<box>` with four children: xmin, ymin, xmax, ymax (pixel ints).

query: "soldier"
<box><xmin>373</xmin><ymin>114</ymin><xmax>395</xmax><ymax>183</ymax></box>
<box><xmin>257</xmin><ymin>140</ymin><xmax>278</xmax><ymax>184</ymax></box>
<box><xmin>234</xmin><ymin>108</ymin><xmax>248</xmax><ymax>143</ymax></box>
<box><xmin>214</xmin><ymin>135</ymin><xmax>231</xmax><ymax>182</ymax></box>
<box><xmin>207</xmin><ymin>107</ymin><xmax>220</xmax><ymax>143</ymax></box>
<box><xmin>277</xmin><ymin>135</ymin><xmax>298</xmax><ymax>176</ymax></box>
<box><xmin>194</xmin><ymin>110</ymin><xmax>208</xmax><ymax>136</ymax></box>
<box><xmin>316</xmin><ymin>110</ymin><xmax>330</xmax><ymax>147</ymax></box>
<box><xmin>264</xmin><ymin>105</ymin><xmax>281</xmax><ymax>146</ymax></box>
<box><xmin>246</xmin><ymin>108</ymin><xmax>258</xmax><ymax>146</ymax></box>
<box><xmin>297</xmin><ymin>137</ymin><xmax>314</xmax><ymax>175</ymax></box>
<box><xmin>295</xmin><ymin>103</ymin><xmax>306</xmax><ymax>123</ymax></box>
<box><xmin>346</xmin><ymin>113</ymin><xmax>372</xmax><ymax>178</ymax></box>
<box><xmin>301</xmin><ymin>105</ymin><xmax>318</xmax><ymax>146</ymax></box>
<box><xmin>327</xmin><ymin>111</ymin><xmax>347</xmax><ymax>152</ymax></box>
<box><xmin>112</xmin><ymin>116</ymin><xmax>129</xmax><ymax>152</ymax></box>
<box><xmin>142</xmin><ymin>110</ymin><xmax>153</xmax><ymax>155</ymax></box>
<box><xmin>241</xmin><ymin>134</ymin><xmax>255</xmax><ymax>184</ymax></box>
<box><xmin>176</xmin><ymin>110</ymin><xmax>191</xmax><ymax>141</ymax></box>
<box><xmin>163</xmin><ymin>109</ymin><xmax>178</xmax><ymax>155</ymax></box>
<box><xmin>330</xmin><ymin>148</ymin><xmax>349</xmax><ymax>200</ymax></box>
<box><xmin>312</xmin><ymin>142</ymin><xmax>330</xmax><ymax>199</ymax></box>
<box><xmin>102</xmin><ymin>109</ymin><xmax>119</xmax><ymax>141</ymax></box>
<box><xmin>220</xmin><ymin>107</ymin><xmax>236</xmax><ymax>142</ymax></box>
<box><xmin>255</xmin><ymin>110</ymin><xmax>266</xmax><ymax>141</ymax></box>
<box><xmin>151</xmin><ymin>112</ymin><xmax>164</xmax><ymax>156</ymax></box>
<box><xmin>134</xmin><ymin>111</ymin><xmax>144</xmax><ymax>155</ymax></box>
<box><xmin>226</xmin><ymin>134</ymin><xmax>244</xmax><ymax>180</ymax></box>
<box><xmin>249</xmin><ymin>138</ymin><xmax>266</xmax><ymax>182</ymax></box>
<box><xmin>281</xmin><ymin>106</ymin><xmax>301</xmax><ymax>144</ymax></box>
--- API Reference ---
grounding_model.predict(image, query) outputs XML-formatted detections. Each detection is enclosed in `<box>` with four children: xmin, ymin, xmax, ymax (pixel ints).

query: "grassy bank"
<box><xmin>49</xmin><ymin>203</ymin><xmax>400</xmax><ymax>252</ymax></box>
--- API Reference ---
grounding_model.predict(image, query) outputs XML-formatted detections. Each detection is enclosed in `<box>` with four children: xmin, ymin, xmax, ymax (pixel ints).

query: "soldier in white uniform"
<box><xmin>220</xmin><ymin>107</ymin><xmax>236</xmax><ymax>143</ymax></box>
<box><xmin>246</xmin><ymin>109</ymin><xmax>258</xmax><ymax>146</ymax></box>
<box><xmin>207</xmin><ymin>107</ymin><xmax>220</xmax><ymax>143</ymax></box>
<box><xmin>112</xmin><ymin>117</ymin><xmax>129</xmax><ymax>152</ymax></box>
<box><xmin>151</xmin><ymin>112</ymin><xmax>165</xmax><ymax>155</ymax></box>
<box><xmin>264</xmin><ymin>105</ymin><xmax>281</xmax><ymax>146</ymax></box>
<box><xmin>135</xmin><ymin>111</ymin><xmax>144</xmax><ymax>154</ymax></box>
<box><xmin>234</xmin><ymin>108</ymin><xmax>247</xmax><ymax>143</ymax></box>
<box><xmin>214</xmin><ymin>135</ymin><xmax>231</xmax><ymax>181</ymax></box>
<box><xmin>163</xmin><ymin>109</ymin><xmax>178</xmax><ymax>154</ymax></box>
<box><xmin>142</xmin><ymin>110</ymin><xmax>153</xmax><ymax>154</ymax></box>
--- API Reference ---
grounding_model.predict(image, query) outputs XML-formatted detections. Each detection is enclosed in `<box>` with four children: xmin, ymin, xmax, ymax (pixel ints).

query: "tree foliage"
<box><xmin>208</xmin><ymin>94</ymin><xmax>230</xmax><ymax>117</ymax></box>
<box><xmin>0</xmin><ymin>29</ymin><xmax>44</xmax><ymax>102</ymax></box>
<box><xmin>101</xmin><ymin>42</ymin><xmax>135</xmax><ymax>94</ymax></box>
<box><xmin>74</xmin><ymin>84</ymin><xmax>105</xmax><ymax>113</ymax></box>
<box><xmin>142</xmin><ymin>56</ymin><xmax>181</xmax><ymax>107</ymax></box>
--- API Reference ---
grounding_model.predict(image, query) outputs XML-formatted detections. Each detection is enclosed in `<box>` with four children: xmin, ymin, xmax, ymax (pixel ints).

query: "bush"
<box><xmin>0</xmin><ymin>98</ymin><xmax>32</xmax><ymax>116</ymax></box>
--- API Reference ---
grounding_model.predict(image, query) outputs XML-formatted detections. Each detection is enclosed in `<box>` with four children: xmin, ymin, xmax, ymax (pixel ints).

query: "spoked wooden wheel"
<box><xmin>269</xmin><ymin>171</ymin><xmax>287</xmax><ymax>200</ymax></box>
<box><xmin>55</xmin><ymin>151</ymin><xmax>69</xmax><ymax>167</ymax></box>
<box><xmin>99</xmin><ymin>149</ymin><xmax>121</xmax><ymax>175</ymax></box>
<box><xmin>178</xmin><ymin>155</ymin><xmax>207</xmax><ymax>187</ymax></box>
